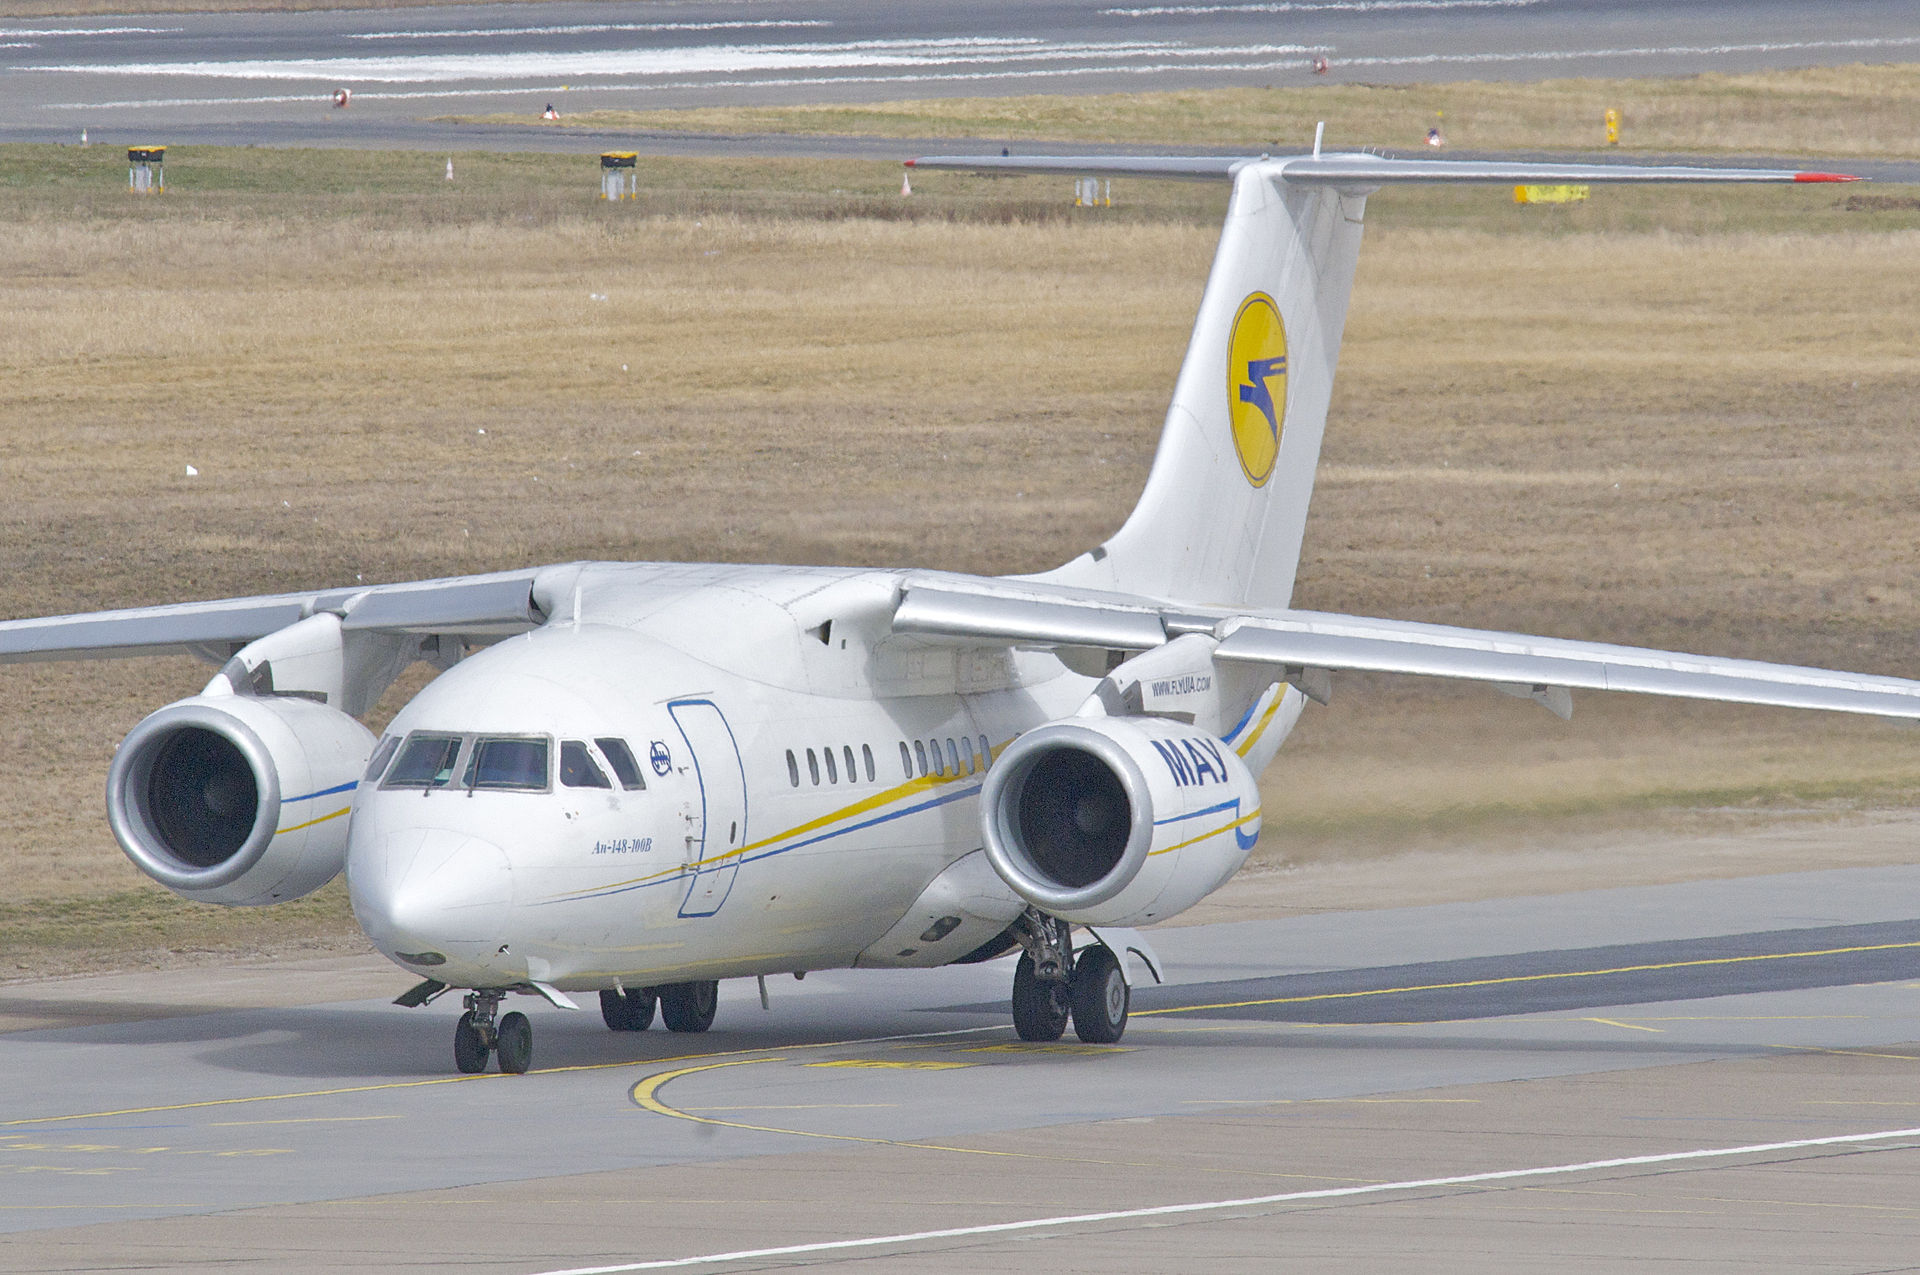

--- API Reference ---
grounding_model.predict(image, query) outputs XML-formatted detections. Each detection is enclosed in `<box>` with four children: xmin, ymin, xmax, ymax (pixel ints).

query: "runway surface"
<box><xmin>5</xmin><ymin>863</ymin><xmax>1918</xmax><ymax>1270</ymax></box>
<box><xmin>5</xmin><ymin>0</ymin><xmax>1920</xmax><ymax>151</ymax></box>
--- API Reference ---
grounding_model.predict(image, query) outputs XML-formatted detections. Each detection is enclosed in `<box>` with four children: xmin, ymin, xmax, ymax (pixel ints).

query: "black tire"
<box><xmin>496</xmin><ymin>1011</ymin><xmax>533</xmax><ymax>1075</ymax></box>
<box><xmin>1011</xmin><ymin>952</ymin><xmax>1069</xmax><ymax>1042</ymax></box>
<box><xmin>453</xmin><ymin>1011</ymin><xmax>489</xmax><ymax>1074</ymax></box>
<box><xmin>600</xmin><ymin>987</ymin><xmax>657</xmax><ymax>1032</ymax></box>
<box><xmin>1069</xmin><ymin>944</ymin><xmax>1129</xmax><ymax>1044</ymax></box>
<box><xmin>659</xmin><ymin>980</ymin><xmax>719</xmax><ymax>1033</ymax></box>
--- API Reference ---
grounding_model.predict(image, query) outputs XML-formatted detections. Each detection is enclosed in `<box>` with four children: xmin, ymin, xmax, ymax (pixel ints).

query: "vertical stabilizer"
<box><xmin>902</xmin><ymin>150</ymin><xmax>1853</xmax><ymax>612</ymax></box>
<box><xmin>1042</xmin><ymin>160</ymin><xmax>1368</xmax><ymax>609</ymax></box>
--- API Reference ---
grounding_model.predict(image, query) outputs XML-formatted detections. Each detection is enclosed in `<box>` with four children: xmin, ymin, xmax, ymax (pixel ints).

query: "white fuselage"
<box><xmin>345</xmin><ymin>563</ymin><xmax>1150</xmax><ymax>992</ymax></box>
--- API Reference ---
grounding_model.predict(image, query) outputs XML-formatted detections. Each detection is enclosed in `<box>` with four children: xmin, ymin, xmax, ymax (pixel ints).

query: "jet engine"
<box><xmin>980</xmin><ymin>716</ymin><xmax>1261</xmax><ymax>926</ymax></box>
<box><xmin>106</xmin><ymin>693</ymin><xmax>375</xmax><ymax>906</ymax></box>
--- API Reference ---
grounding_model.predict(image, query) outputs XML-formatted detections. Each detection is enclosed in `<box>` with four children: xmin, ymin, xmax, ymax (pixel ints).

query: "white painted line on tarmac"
<box><xmin>530</xmin><ymin>1125</ymin><xmax>1920</xmax><ymax>1273</ymax></box>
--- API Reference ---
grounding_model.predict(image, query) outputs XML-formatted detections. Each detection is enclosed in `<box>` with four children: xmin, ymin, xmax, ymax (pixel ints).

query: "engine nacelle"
<box><xmin>980</xmin><ymin>716</ymin><xmax>1261</xmax><ymax>926</ymax></box>
<box><xmin>106</xmin><ymin>693</ymin><xmax>375</xmax><ymax>906</ymax></box>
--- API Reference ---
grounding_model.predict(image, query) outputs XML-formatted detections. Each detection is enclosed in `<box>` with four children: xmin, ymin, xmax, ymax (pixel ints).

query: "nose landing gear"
<box><xmin>453</xmin><ymin>989</ymin><xmax>533</xmax><ymax>1074</ymax></box>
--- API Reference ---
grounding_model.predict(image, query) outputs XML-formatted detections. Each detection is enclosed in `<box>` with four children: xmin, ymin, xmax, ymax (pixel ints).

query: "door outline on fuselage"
<box><xmin>669</xmin><ymin>698</ymin><xmax>748</xmax><ymax>918</ymax></box>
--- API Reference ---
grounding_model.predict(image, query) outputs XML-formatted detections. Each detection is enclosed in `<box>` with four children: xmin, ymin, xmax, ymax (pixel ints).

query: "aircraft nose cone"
<box><xmin>350</xmin><ymin>827</ymin><xmax>513</xmax><ymax>966</ymax></box>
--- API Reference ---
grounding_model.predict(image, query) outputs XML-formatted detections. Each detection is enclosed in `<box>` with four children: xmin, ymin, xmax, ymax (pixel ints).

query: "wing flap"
<box><xmin>893</xmin><ymin>582</ymin><xmax>1165</xmax><ymax>650</ymax></box>
<box><xmin>336</xmin><ymin>574</ymin><xmax>543</xmax><ymax>635</ymax></box>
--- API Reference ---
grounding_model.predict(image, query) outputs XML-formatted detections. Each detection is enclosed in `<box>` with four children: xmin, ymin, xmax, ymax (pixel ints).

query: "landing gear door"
<box><xmin>669</xmin><ymin>699</ymin><xmax>748</xmax><ymax>919</ymax></box>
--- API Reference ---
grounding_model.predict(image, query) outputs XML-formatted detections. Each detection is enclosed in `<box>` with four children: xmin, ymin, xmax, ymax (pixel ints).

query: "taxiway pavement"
<box><xmin>4</xmin><ymin>862</ymin><xmax>1918</xmax><ymax>1270</ymax></box>
<box><xmin>5</xmin><ymin>0</ymin><xmax>1920</xmax><ymax>152</ymax></box>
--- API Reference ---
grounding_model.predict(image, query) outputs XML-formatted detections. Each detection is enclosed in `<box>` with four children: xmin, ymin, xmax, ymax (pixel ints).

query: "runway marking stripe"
<box><xmin>1770</xmin><ymin>1044</ymin><xmax>1920</xmax><ymax>1063</ymax></box>
<box><xmin>630</xmin><ymin>1061</ymin><xmax>1036</xmax><ymax>1160</ymax></box>
<box><xmin>532</xmin><ymin>1126</ymin><xmax>1920</xmax><ymax>1274</ymax></box>
<box><xmin>632</xmin><ymin>1060</ymin><xmax>1206</xmax><ymax>1177</ymax></box>
<box><xmin>1132</xmin><ymin>938</ymin><xmax>1920</xmax><ymax>1017</ymax></box>
<box><xmin>803</xmin><ymin>1060</ymin><xmax>973</xmax><ymax>1070</ymax></box>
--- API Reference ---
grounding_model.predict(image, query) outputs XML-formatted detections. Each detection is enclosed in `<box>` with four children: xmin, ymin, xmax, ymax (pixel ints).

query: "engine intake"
<box><xmin>107</xmin><ymin>693</ymin><xmax>375</xmax><ymax>906</ymax></box>
<box><xmin>981</xmin><ymin>716</ymin><xmax>1261</xmax><ymax>926</ymax></box>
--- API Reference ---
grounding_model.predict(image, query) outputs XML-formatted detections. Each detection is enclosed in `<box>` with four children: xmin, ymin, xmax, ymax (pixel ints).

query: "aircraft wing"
<box><xmin>891</xmin><ymin>574</ymin><xmax>1920</xmax><ymax>721</ymax></box>
<box><xmin>0</xmin><ymin>568</ymin><xmax>550</xmax><ymax>665</ymax></box>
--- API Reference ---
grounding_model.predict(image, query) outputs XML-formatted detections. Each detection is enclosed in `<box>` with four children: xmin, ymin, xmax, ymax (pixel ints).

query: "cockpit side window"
<box><xmin>595</xmin><ymin>738</ymin><xmax>646</xmax><ymax>791</ymax></box>
<box><xmin>561</xmin><ymin>740</ymin><xmax>612</xmax><ymax>789</ymax></box>
<box><xmin>464</xmin><ymin>736</ymin><xmax>550</xmax><ymax>791</ymax></box>
<box><xmin>364</xmin><ymin>735</ymin><xmax>401</xmax><ymax>783</ymax></box>
<box><xmin>384</xmin><ymin>734</ymin><xmax>463</xmax><ymax>788</ymax></box>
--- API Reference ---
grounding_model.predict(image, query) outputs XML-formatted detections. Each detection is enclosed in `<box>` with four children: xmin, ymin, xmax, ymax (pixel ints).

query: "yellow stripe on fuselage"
<box><xmin>548</xmin><ymin>744</ymin><xmax>1010</xmax><ymax>902</ymax></box>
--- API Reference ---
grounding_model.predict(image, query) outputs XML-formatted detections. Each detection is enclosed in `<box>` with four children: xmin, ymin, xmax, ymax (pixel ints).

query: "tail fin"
<box><xmin>1058</xmin><ymin>159</ymin><xmax>1366</xmax><ymax>610</ymax></box>
<box><xmin>907</xmin><ymin>152</ymin><xmax>1857</xmax><ymax>610</ymax></box>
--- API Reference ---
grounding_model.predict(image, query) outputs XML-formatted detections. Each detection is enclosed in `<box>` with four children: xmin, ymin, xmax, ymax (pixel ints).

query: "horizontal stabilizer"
<box><xmin>906</xmin><ymin>152</ymin><xmax>1859</xmax><ymax>186</ymax></box>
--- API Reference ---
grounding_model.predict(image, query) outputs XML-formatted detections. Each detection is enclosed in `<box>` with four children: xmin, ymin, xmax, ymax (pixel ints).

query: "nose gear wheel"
<box><xmin>452</xmin><ymin>989</ymin><xmax>536</xmax><ymax>1074</ymax></box>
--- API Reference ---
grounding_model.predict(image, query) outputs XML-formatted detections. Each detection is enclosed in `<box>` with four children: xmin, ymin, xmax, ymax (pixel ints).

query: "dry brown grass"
<box><xmin>4</xmin><ymin>141</ymin><xmax>1919</xmax><ymax>975</ymax></box>
<box><xmin>458</xmin><ymin>64</ymin><xmax>1920</xmax><ymax>158</ymax></box>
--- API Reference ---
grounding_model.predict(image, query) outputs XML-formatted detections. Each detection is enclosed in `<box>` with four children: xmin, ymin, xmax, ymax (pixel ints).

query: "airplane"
<box><xmin>4</xmin><ymin>144</ymin><xmax>1906</xmax><ymax>1077</ymax></box>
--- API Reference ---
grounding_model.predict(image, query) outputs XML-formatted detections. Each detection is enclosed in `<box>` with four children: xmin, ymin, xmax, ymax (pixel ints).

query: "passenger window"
<box><xmin>807</xmin><ymin>748</ymin><xmax>820</xmax><ymax>785</ymax></box>
<box><xmin>364</xmin><ymin>735</ymin><xmax>400</xmax><ymax>783</ymax></box>
<box><xmin>823</xmin><ymin>746</ymin><xmax>839</xmax><ymax>784</ymax></box>
<box><xmin>913</xmin><ymin>740</ymin><xmax>928</xmax><ymax>777</ymax></box>
<box><xmin>899</xmin><ymin>741</ymin><xmax>913</xmax><ymax>778</ymax></box>
<box><xmin>979</xmin><ymin>735</ymin><xmax>991</xmax><ymax>768</ymax></box>
<box><xmin>595</xmin><ymin>738</ymin><xmax>646</xmax><ymax>791</ymax></box>
<box><xmin>928</xmin><ymin>739</ymin><xmax>945</xmax><ymax>777</ymax></box>
<box><xmin>385</xmin><ymin>734</ymin><xmax>463</xmax><ymax>788</ymax></box>
<box><xmin>962</xmin><ymin>739</ymin><xmax>976</xmax><ymax>775</ymax></box>
<box><xmin>786</xmin><ymin>749</ymin><xmax>800</xmax><ymax>788</ymax></box>
<box><xmin>843</xmin><ymin>745</ymin><xmax>858</xmax><ymax>784</ymax></box>
<box><xmin>561</xmin><ymin>740</ymin><xmax>612</xmax><ymax>789</ymax></box>
<box><xmin>464</xmin><ymin>737</ymin><xmax>549</xmax><ymax>791</ymax></box>
<box><xmin>946</xmin><ymin>738</ymin><xmax>961</xmax><ymax>775</ymax></box>
<box><xmin>862</xmin><ymin>743</ymin><xmax>875</xmax><ymax>783</ymax></box>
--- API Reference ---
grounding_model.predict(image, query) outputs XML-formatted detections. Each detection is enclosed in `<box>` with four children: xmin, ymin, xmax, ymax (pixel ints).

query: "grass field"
<box><xmin>3</xmin><ymin>108</ymin><xmax>1919</xmax><ymax>975</ymax></box>
<box><xmin>456</xmin><ymin>63</ymin><xmax>1920</xmax><ymax>159</ymax></box>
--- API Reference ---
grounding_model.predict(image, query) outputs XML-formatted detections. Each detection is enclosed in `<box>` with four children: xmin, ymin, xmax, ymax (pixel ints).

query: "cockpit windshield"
<box><xmin>385</xmin><ymin>734</ymin><xmax>463</xmax><ymax>788</ymax></box>
<box><xmin>363</xmin><ymin>735</ymin><xmax>401</xmax><ymax>783</ymax></box>
<box><xmin>379</xmin><ymin>732</ymin><xmax>640</xmax><ymax>795</ymax></box>
<box><xmin>595</xmin><ymin>738</ymin><xmax>647</xmax><ymax>791</ymax></box>
<box><xmin>464</xmin><ymin>737</ymin><xmax>550</xmax><ymax>791</ymax></box>
<box><xmin>560</xmin><ymin>740</ymin><xmax>611</xmax><ymax>789</ymax></box>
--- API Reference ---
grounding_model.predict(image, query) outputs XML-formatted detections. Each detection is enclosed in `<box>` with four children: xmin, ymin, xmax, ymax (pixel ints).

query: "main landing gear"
<box><xmin>599</xmin><ymin>981</ymin><xmax>720</xmax><ymax>1034</ymax></box>
<box><xmin>454</xmin><ymin>989</ymin><xmax>533</xmax><ymax>1075</ymax></box>
<box><xmin>1008</xmin><ymin>909</ymin><xmax>1129</xmax><ymax>1044</ymax></box>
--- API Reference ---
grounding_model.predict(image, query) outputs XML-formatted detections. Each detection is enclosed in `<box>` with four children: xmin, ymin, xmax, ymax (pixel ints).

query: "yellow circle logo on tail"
<box><xmin>1226</xmin><ymin>292</ymin><xmax>1287</xmax><ymax>487</ymax></box>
